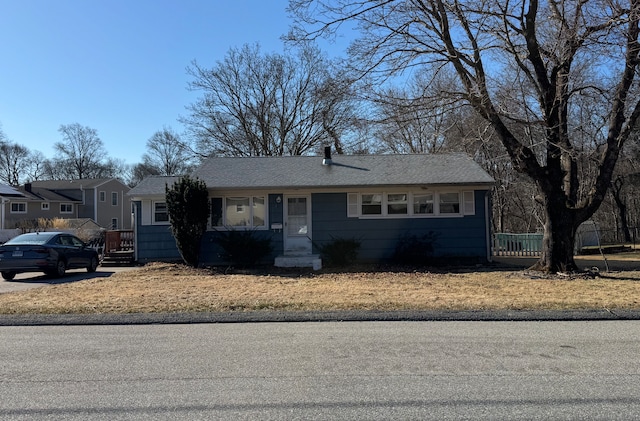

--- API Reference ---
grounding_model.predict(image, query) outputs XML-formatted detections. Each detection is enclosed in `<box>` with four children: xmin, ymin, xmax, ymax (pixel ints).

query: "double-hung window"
<box><xmin>60</xmin><ymin>203</ymin><xmax>73</xmax><ymax>214</ymax></box>
<box><xmin>439</xmin><ymin>192</ymin><xmax>460</xmax><ymax>214</ymax></box>
<box><xmin>211</xmin><ymin>196</ymin><xmax>266</xmax><ymax>229</ymax></box>
<box><xmin>153</xmin><ymin>201</ymin><xmax>169</xmax><ymax>224</ymax></box>
<box><xmin>361</xmin><ymin>194</ymin><xmax>382</xmax><ymax>215</ymax></box>
<box><xmin>387</xmin><ymin>194</ymin><xmax>408</xmax><ymax>215</ymax></box>
<box><xmin>413</xmin><ymin>194</ymin><xmax>434</xmax><ymax>215</ymax></box>
<box><xmin>348</xmin><ymin>191</ymin><xmax>473</xmax><ymax>218</ymax></box>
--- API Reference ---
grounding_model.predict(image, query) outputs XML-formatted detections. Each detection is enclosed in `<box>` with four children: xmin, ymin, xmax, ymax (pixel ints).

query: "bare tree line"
<box><xmin>3</xmin><ymin>3</ymin><xmax>640</xmax><ymax>273</ymax></box>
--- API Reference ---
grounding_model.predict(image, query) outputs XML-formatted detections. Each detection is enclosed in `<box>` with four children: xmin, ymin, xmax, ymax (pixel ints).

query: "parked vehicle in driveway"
<box><xmin>0</xmin><ymin>232</ymin><xmax>99</xmax><ymax>280</ymax></box>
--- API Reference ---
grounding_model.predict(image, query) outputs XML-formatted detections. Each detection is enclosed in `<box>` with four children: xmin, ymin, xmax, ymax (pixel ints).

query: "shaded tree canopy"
<box><xmin>165</xmin><ymin>176</ymin><xmax>209</xmax><ymax>267</ymax></box>
<box><xmin>289</xmin><ymin>0</ymin><xmax>640</xmax><ymax>272</ymax></box>
<box><xmin>181</xmin><ymin>43</ymin><xmax>358</xmax><ymax>157</ymax></box>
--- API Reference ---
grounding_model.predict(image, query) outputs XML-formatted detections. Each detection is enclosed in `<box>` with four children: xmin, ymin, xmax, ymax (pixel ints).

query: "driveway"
<box><xmin>0</xmin><ymin>265</ymin><xmax>141</xmax><ymax>294</ymax></box>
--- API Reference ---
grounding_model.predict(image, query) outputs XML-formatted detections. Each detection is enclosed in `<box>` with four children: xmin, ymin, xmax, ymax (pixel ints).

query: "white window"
<box><xmin>99</xmin><ymin>191</ymin><xmax>106</xmax><ymax>202</ymax></box>
<box><xmin>211</xmin><ymin>196</ymin><xmax>266</xmax><ymax>229</ymax></box>
<box><xmin>10</xmin><ymin>202</ymin><xmax>26</xmax><ymax>213</ymax></box>
<box><xmin>413</xmin><ymin>194</ymin><xmax>434</xmax><ymax>215</ymax></box>
<box><xmin>111</xmin><ymin>218</ymin><xmax>118</xmax><ymax>229</ymax></box>
<box><xmin>439</xmin><ymin>192</ymin><xmax>460</xmax><ymax>214</ymax></box>
<box><xmin>361</xmin><ymin>194</ymin><xmax>382</xmax><ymax>215</ymax></box>
<box><xmin>111</xmin><ymin>192</ymin><xmax>118</xmax><ymax>206</ymax></box>
<box><xmin>41</xmin><ymin>202</ymin><xmax>50</xmax><ymax>211</ymax></box>
<box><xmin>60</xmin><ymin>203</ymin><xmax>73</xmax><ymax>213</ymax></box>
<box><xmin>387</xmin><ymin>193</ymin><xmax>408</xmax><ymax>215</ymax></box>
<box><xmin>347</xmin><ymin>191</ymin><xmax>472</xmax><ymax>218</ymax></box>
<box><xmin>153</xmin><ymin>201</ymin><xmax>169</xmax><ymax>224</ymax></box>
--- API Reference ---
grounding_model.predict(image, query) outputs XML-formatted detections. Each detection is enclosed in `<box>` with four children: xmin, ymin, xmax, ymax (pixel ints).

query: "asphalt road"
<box><xmin>1</xmin><ymin>321</ymin><xmax>639</xmax><ymax>420</ymax></box>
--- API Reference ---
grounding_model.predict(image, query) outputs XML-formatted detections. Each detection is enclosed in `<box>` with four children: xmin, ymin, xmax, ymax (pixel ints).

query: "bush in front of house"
<box><xmin>215</xmin><ymin>229</ymin><xmax>273</xmax><ymax>267</ymax></box>
<box><xmin>315</xmin><ymin>236</ymin><xmax>361</xmax><ymax>267</ymax></box>
<box><xmin>166</xmin><ymin>176</ymin><xmax>210</xmax><ymax>268</ymax></box>
<box><xmin>392</xmin><ymin>231</ymin><xmax>439</xmax><ymax>266</ymax></box>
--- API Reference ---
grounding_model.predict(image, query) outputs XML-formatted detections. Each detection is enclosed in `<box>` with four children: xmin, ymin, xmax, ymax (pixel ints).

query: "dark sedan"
<box><xmin>0</xmin><ymin>232</ymin><xmax>99</xmax><ymax>281</ymax></box>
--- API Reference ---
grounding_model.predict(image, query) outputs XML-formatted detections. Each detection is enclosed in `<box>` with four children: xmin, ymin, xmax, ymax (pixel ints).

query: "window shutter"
<box><xmin>463</xmin><ymin>191</ymin><xmax>475</xmax><ymax>215</ymax></box>
<box><xmin>347</xmin><ymin>193</ymin><xmax>359</xmax><ymax>217</ymax></box>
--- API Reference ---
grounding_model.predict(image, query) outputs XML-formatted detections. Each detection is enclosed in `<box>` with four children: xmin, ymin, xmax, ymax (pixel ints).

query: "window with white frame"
<box><xmin>41</xmin><ymin>202</ymin><xmax>50</xmax><ymax>211</ymax></box>
<box><xmin>153</xmin><ymin>201</ymin><xmax>169</xmax><ymax>224</ymax></box>
<box><xmin>99</xmin><ymin>191</ymin><xmax>106</xmax><ymax>202</ymax></box>
<box><xmin>60</xmin><ymin>203</ymin><xmax>73</xmax><ymax>213</ymax></box>
<box><xmin>361</xmin><ymin>194</ymin><xmax>382</xmax><ymax>215</ymax></box>
<box><xmin>413</xmin><ymin>193</ymin><xmax>434</xmax><ymax>215</ymax></box>
<box><xmin>347</xmin><ymin>191</ymin><xmax>474</xmax><ymax>218</ymax></box>
<box><xmin>111</xmin><ymin>192</ymin><xmax>118</xmax><ymax>206</ymax></box>
<box><xmin>111</xmin><ymin>218</ymin><xmax>118</xmax><ymax>229</ymax></box>
<box><xmin>10</xmin><ymin>202</ymin><xmax>26</xmax><ymax>213</ymax></box>
<box><xmin>387</xmin><ymin>193</ymin><xmax>408</xmax><ymax>215</ymax></box>
<box><xmin>210</xmin><ymin>196</ymin><xmax>266</xmax><ymax>229</ymax></box>
<box><xmin>439</xmin><ymin>192</ymin><xmax>460</xmax><ymax>214</ymax></box>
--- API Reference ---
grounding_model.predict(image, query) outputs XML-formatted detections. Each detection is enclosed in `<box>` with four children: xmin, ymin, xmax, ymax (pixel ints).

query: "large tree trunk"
<box><xmin>530</xmin><ymin>188</ymin><xmax>580</xmax><ymax>273</ymax></box>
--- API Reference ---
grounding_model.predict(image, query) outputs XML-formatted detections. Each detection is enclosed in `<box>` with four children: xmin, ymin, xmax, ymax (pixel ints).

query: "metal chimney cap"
<box><xmin>322</xmin><ymin>146</ymin><xmax>332</xmax><ymax>165</ymax></box>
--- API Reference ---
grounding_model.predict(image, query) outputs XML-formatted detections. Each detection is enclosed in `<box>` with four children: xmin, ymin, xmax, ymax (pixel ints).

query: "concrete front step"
<box><xmin>274</xmin><ymin>254</ymin><xmax>322</xmax><ymax>270</ymax></box>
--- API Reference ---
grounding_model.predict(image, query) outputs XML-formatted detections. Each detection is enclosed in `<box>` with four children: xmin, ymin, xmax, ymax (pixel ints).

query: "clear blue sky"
<box><xmin>0</xmin><ymin>0</ymin><xmax>349</xmax><ymax>166</ymax></box>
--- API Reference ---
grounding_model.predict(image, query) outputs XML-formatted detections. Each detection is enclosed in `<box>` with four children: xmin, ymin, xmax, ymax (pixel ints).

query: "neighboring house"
<box><xmin>1</xmin><ymin>179</ymin><xmax>132</xmax><ymax>230</ymax></box>
<box><xmin>128</xmin><ymin>150</ymin><xmax>495</xmax><ymax>267</ymax></box>
<box><xmin>0</xmin><ymin>184</ymin><xmax>25</xmax><ymax>230</ymax></box>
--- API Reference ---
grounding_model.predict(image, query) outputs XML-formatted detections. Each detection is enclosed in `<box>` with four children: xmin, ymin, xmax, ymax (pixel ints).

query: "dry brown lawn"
<box><xmin>0</xmin><ymin>252</ymin><xmax>639</xmax><ymax>315</ymax></box>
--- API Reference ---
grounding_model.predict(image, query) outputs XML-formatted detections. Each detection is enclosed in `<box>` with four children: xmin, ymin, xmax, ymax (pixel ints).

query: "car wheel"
<box><xmin>87</xmin><ymin>255</ymin><xmax>99</xmax><ymax>273</ymax></box>
<box><xmin>1</xmin><ymin>271</ymin><xmax>16</xmax><ymax>281</ymax></box>
<box><xmin>54</xmin><ymin>259</ymin><xmax>66</xmax><ymax>277</ymax></box>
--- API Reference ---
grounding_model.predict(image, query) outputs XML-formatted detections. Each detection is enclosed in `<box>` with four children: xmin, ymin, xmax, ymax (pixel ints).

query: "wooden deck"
<box><xmin>102</xmin><ymin>230</ymin><xmax>135</xmax><ymax>266</ymax></box>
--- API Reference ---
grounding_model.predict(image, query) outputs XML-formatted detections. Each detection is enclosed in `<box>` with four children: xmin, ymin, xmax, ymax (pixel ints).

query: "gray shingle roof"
<box><xmin>192</xmin><ymin>153</ymin><xmax>494</xmax><ymax>189</ymax></box>
<box><xmin>128</xmin><ymin>176</ymin><xmax>181</xmax><ymax>197</ymax></box>
<box><xmin>129</xmin><ymin>153</ymin><xmax>494</xmax><ymax>196</ymax></box>
<box><xmin>28</xmin><ymin>179</ymin><xmax>117</xmax><ymax>189</ymax></box>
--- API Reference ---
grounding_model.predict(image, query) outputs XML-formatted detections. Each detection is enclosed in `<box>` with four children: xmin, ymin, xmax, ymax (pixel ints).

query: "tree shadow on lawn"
<box><xmin>5</xmin><ymin>268</ymin><xmax>124</xmax><ymax>285</ymax></box>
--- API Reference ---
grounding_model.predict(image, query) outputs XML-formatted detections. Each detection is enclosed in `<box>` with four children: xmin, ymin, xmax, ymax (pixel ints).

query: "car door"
<box><xmin>59</xmin><ymin>235</ymin><xmax>83</xmax><ymax>268</ymax></box>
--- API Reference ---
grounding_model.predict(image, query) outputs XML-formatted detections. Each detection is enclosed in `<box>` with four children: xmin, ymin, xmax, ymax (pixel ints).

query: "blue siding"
<box><xmin>199</xmin><ymin>194</ymin><xmax>284</xmax><ymax>265</ymax></box>
<box><xmin>134</xmin><ymin>191</ymin><xmax>490</xmax><ymax>265</ymax></box>
<box><xmin>133</xmin><ymin>201</ymin><xmax>181</xmax><ymax>262</ymax></box>
<box><xmin>311</xmin><ymin>191</ymin><xmax>489</xmax><ymax>262</ymax></box>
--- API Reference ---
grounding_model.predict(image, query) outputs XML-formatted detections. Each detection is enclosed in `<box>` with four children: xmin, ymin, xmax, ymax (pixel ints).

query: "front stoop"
<box><xmin>274</xmin><ymin>254</ymin><xmax>322</xmax><ymax>270</ymax></box>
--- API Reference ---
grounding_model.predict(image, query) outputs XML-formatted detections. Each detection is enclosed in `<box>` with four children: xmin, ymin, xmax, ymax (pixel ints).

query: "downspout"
<box><xmin>485</xmin><ymin>190</ymin><xmax>492</xmax><ymax>262</ymax></box>
<box><xmin>133</xmin><ymin>201</ymin><xmax>138</xmax><ymax>262</ymax></box>
<box><xmin>0</xmin><ymin>198</ymin><xmax>6</xmax><ymax>230</ymax></box>
<box><xmin>94</xmin><ymin>188</ymin><xmax>98</xmax><ymax>225</ymax></box>
<box><xmin>121</xmin><ymin>189</ymin><xmax>125</xmax><ymax>229</ymax></box>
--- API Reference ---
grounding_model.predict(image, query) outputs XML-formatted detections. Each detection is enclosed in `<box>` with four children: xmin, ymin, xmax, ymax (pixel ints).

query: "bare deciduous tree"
<box><xmin>0</xmin><ymin>139</ymin><xmax>29</xmax><ymax>186</ymax></box>
<box><xmin>181</xmin><ymin>43</ymin><xmax>357</xmax><ymax>157</ymax></box>
<box><xmin>289</xmin><ymin>0</ymin><xmax>640</xmax><ymax>272</ymax></box>
<box><xmin>52</xmin><ymin>123</ymin><xmax>114</xmax><ymax>179</ymax></box>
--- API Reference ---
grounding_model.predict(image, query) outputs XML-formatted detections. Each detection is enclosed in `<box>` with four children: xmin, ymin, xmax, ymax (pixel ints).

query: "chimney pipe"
<box><xmin>25</xmin><ymin>183</ymin><xmax>32</xmax><ymax>193</ymax></box>
<box><xmin>322</xmin><ymin>146</ymin><xmax>332</xmax><ymax>165</ymax></box>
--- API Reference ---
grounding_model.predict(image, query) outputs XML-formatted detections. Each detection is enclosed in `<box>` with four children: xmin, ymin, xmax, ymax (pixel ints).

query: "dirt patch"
<box><xmin>1</xmin><ymin>259</ymin><xmax>640</xmax><ymax>315</ymax></box>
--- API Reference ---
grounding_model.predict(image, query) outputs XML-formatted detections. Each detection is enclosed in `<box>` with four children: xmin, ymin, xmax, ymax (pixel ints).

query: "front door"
<box><xmin>284</xmin><ymin>195</ymin><xmax>312</xmax><ymax>254</ymax></box>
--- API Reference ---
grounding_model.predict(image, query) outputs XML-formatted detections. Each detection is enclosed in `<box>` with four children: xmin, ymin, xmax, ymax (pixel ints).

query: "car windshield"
<box><xmin>4</xmin><ymin>233</ymin><xmax>57</xmax><ymax>245</ymax></box>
